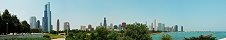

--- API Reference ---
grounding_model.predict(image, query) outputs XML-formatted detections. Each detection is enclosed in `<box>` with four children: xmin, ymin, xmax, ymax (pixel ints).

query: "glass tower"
<box><xmin>42</xmin><ymin>2</ymin><xmax>51</xmax><ymax>32</ymax></box>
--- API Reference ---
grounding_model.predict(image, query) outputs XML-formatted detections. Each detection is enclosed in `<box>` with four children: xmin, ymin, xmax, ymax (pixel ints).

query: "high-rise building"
<box><xmin>57</xmin><ymin>19</ymin><xmax>59</xmax><ymax>32</ymax></box>
<box><xmin>157</xmin><ymin>23</ymin><xmax>162</xmax><ymax>31</ymax></box>
<box><xmin>153</xmin><ymin>19</ymin><xmax>157</xmax><ymax>31</ymax></box>
<box><xmin>51</xmin><ymin>25</ymin><xmax>53</xmax><ymax>31</ymax></box>
<box><xmin>150</xmin><ymin>23</ymin><xmax>154</xmax><ymax>31</ymax></box>
<box><xmin>100</xmin><ymin>22</ymin><xmax>102</xmax><ymax>26</ymax></box>
<box><xmin>109</xmin><ymin>23</ymin><xmax>113</xmax><ymax>29</ymax></box>
<box><xmin>0</xmin><ymin>11</ymin><xmax>1</xmax><ymax>16</ymax></box>
<box><xmin>122</xmin><ymin>22</ymin><xmax>126</xmax><ymax>30</ymax></box>
<box><xmin>103</xmin><ymin>17</ymin><xmax>107</xmax><ymax>27</ymax></box>
<box><xmin>42</xmin><ymin>17</ymin><xmax>47</xmax><ymax>32</ymax></box>
<box><xmin>181</xmin><ymin>26</ymin><xmax>183</xmax><ymax>32</ymax></box>
<box><xmin>118</xmin><ymin>24</ymin><xmax>122</xmax><ymax>30</ymax></box>
<box><xmin>162</xmin><ymin>24</ymin><xmax>165</xmax><ymax>31</ymax></box>
<box><xmin>80</xmin><ymin>26</ymin><xmax>86</xmax><ymax>30</ymax></box>
<box><xmin>64</xmin><ymin>22</ymin><xmax>70</xmax><ymax>31</ymax></box>
<box><xmin>114</xmin><ymin>25</ymin><xmax>118</xmax><ymax>29</ymax></box>
<box><xmin>42</xmin><ymin>2</ymin><xmax>52</xmax><ymax>32</ymax></box>
<box><xmin>36</xmin><ymin>20</ymin><xmax>41</xmax><ymax>29</ymax></box>
<box><xmin>30</xmin><ymin>16</ymin><xmax>37</xmax><ymax>29</ymax></box>
<box><xmin>174</xmin><ymin>25</ymin><xmax>178</xmax><ymax>32</ymax></box>
<box><xmin>87</xmin><ymin>24</ymin><xmax>93</xmax><ymax>31</ymax></box>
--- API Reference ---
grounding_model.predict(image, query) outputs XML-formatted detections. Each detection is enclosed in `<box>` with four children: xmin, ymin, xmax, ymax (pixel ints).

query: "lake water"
<box><xmin>152</xmin><ymin>31</ymin><xmax>226</xmax><ymax>40</ymax></box>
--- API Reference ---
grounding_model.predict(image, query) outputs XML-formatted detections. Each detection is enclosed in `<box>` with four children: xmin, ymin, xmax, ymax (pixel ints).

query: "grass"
<box><xmin>0</xmin><ymin>37</ymin><xmax>50</xmax><ymax>40</ymax></box>
<box><xmin>45</xmin><ymin>33</ymin><xmax>64</xmax><ymax>39</ymax></box>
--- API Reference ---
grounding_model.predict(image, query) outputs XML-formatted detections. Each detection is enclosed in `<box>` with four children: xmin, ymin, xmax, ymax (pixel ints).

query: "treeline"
<box><xmin>66</xmin><ymin>23</ymin><xmax>152</xmax><ymax>40</ymax></box>
<box><xmin>0</xmin><ymin>9</ymin><xmax>30</xmax><ymax>35</ymax></box>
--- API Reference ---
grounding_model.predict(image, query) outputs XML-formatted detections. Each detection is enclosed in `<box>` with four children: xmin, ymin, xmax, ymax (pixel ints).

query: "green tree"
<box><xmin>0</xmin><ymin>12</ymin><xmax>2</xmax><ymax>34</ymax></box>
<box><xmin>10</xmin><ymin>15</ymin><xmax>21</xmax><ymax>34</ymax></box>
<box><xmin>21</xmin><ymin>21</ymin><xmax>30</xmax><ymax>33</ymax></box>
<box><xmin>95</xmin><ymin>26</ymin><xmax>109</xmax><ymax>40</ymax></box>
<box><xmin>125</xmin><ymin>23</ymin><xmax>152</xmax><ymax>40</ymax></box>
<box><xmin>2</xmin><ymin>9</ymin><xmax>11</xmax><ymax>34</ymax></box>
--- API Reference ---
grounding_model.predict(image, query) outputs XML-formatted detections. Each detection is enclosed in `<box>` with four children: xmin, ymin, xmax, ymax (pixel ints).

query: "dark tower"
<box><xmin>57</xmin><ymin>19</ymin><xmax>59</xmax><ymax>32</ymax></box>
<box><xmin>181</xmin><ymin>26</ymin><xmax>183</xmax><ymax>32</ymax></box>
<box><xmin>103</xmin><ymin>17</ymin><xmax>107</xmax><ymax>27</ymax></box>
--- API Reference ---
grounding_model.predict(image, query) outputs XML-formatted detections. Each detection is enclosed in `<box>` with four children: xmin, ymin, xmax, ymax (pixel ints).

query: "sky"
<box><xmin>0</xmin><ymin>0</ymin><xmax>226</xmax><ymax>31</ymax></box>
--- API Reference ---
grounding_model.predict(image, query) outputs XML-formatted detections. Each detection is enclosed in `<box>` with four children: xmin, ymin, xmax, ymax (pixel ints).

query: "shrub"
<box><xmin>162</xmin><ymin>34</ymin><xmax>173</xmax><ymax>40</ymax></box>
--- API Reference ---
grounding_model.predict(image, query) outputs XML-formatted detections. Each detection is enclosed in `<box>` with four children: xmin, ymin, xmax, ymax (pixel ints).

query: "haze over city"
<box><xmin>0</xmin><ymin>0</ymin><xmax>226</xmax><ymax>31</ymax></box>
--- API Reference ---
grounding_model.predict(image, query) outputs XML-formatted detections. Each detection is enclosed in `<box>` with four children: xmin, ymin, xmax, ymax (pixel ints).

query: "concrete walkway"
<box><xmin>51</xmin><ymin>38</ymin><xmax>65</xmax><ymax>40</ymax></box>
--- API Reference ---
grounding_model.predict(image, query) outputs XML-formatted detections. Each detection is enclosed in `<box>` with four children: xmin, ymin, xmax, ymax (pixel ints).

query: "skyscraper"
<box><xmin>64</xmin><ymin>22</ymin><xmax>70</xmax><ymax>31</ymax></box>
<box><xmin>30</xmin><ymin>16</ymin><xmax>37</xmax><ymax>29</ymax></box>
<box><xmin>118</xmin><ymin>24</ymin><xmax>122</xmax><ymax>30</ymax></box>
<box><xmin>57</xmin><ymin>19</ymin><xmax>59</xmax><ymax>32</ymax></box>
<box><xmin>153</xmin><ymin>19</ymin><xmax>157</xmax><ymax>31</ymax></box>
<box><xmin>0</xmin><ymin>11</ymin><xmax>1</xmax><ymax>16</ymax></box>
<box><xmin>36</xmin><ymin>20</ymin><xmax>41</xmax><ymax>29</ymax></box>
<box><xmin>42</xmin><ymin>17</ymin><xmax>47</xmax><ymax>32</ymax></box>
<box><xmin>42</xmin><ymin>2</ymin><xmax>52</xmax><ymax>32</ymax></box>
<box><xmin>100</xmin><ymin>22</ymin><xmax>102</xmax><ymax>26</ymax></box>
<box><xmin>80</xmin><ymin>26</ymin><xmax>86</xmax><ymax>30</ymax></box>
<box><xmin>174</xmin><ymin>25</ymin><xmax>178</xmax><ymax>32</ymax></box>
<box><xmin>88</xmin><ymin>24</ymin><xmax>93</xmax><ymax>31</ymax></box>
<box><xmin>122</xmin><ymin>22</ymin><xmax>126</xmax><ymax>30</ymax></box>
<box><xmin>157</xmin><ymin>23</ymin><xmax>162</xmax><ymax>31</ymax></box>
<box><xmin>114</xmin><ymin>25</ymin><xmax>118</xmax><ymax>29</ymax></box>
<box><xmin>103</xmin><ymin>17</ymin><xmax>107</xmax><ymax>27</ymax></box>
<box><xmin>181</xmin><ymin>26</ymin><xmax>183</xmax><ymax>32</ymax></box>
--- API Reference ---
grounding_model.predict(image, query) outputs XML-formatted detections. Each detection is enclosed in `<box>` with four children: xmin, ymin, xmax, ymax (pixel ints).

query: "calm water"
<box><xmin>152</xmin><ymin>31</ymin><xmax>226</xmax><ymax>40</ymax></box>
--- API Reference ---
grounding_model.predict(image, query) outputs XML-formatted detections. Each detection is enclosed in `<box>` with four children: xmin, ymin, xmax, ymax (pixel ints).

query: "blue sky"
<box><xmin>0</xmin><ymin>0</ymin><xmax>226</xmax><ymax>31</ymax></box>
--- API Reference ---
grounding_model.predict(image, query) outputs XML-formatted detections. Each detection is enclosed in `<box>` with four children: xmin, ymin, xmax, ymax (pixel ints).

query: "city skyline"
<box><xmin>0</xmin><ymin>0</ymin><xmax>226</xmax><ymax>31</ymax></box>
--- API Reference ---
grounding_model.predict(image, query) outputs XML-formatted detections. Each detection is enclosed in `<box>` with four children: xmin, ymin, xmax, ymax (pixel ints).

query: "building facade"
<box><xmin>42</xmin><ymin>2</ymin><xmax>52</xmax><ymax>32</ymax></box>
<box><xmin>103</xmin><ymin>17</ymin><xmax>107</xmax><ymax>27</ymax></box>
<box><xmin>122</xmin><ymin>22</ymin><xmax>126</xmax><ymax>30</ymax></box>
<box><xmin>57</xmin><ymin>19</ymin><xmax>59</xmax><ymax>31</ymax></box>
<box><xmin>181</xmin><ymin>26</ymin><xmax>183</xmax><ymax>32</ymax></box>
<box><xmin>80</xmin><ymin>26</ymin><xmax>86</xmax><ymax>31</ymax></box>
<box><xmin>64</xmin><ymin>22</ymin><xmax>70</xmax><ymax>31</ymax></box>
<box><xmin>174</xmin><ymin>25</ymin><xmax>178</xmax><ymax>32</ymax></box>
<box><xmin>30</xmin><ymin>16</ymin><xmax>37</xmax><ymax>29</ymax></box>
<box><xmin>36</xmin><ymin>20</ymin><xmax>41</xmax><ymax>29</ymax></box>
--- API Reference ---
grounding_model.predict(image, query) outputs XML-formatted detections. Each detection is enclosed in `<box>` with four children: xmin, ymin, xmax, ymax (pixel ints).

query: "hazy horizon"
<box><xmin>0</xmin><ymin>0</ymin><xmax>225</xmax><ymax>31</ymax></box>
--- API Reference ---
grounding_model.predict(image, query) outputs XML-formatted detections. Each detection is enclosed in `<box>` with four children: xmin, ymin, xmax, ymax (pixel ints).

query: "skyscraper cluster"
<box><xmin>96</xmin><ymin>17</ymin><xmax>126</xmax><ymax>31</ymax></box>
<box><xmin>150</xmin><ymin>19</ymin><xmax>183</xmax><ymax>32</ymax></box>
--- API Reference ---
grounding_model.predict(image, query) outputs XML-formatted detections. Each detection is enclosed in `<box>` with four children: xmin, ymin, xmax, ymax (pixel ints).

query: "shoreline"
<box><xmin>219</xmin><ymin>38</ymin><xmax>226</xmax><ymax>40</ymax></box>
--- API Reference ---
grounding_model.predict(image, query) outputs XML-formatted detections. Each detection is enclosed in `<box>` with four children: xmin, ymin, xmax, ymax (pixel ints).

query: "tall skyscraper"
<box><xmin>30</xmin><ymin>16</ymin><xmax>37</xmax><ymax>29</ymax></box>
<box><xmin>100</xmin><ymin>22</ymin><xmax>102</xmax><ymax>26</ymax></box>
<box><xmin>157</xmin><ymin>23</ymin><xmax>162</xmax><ymax>31</ymax></box>
<box><xmin>42</xmin><ymin>2</ymin><xmax>52</xmax><ymax>32</ymax></box>
<box><xmin>36</xmin><ymin>20</ymin><xmax>41</xmax><ymax>29</ymax></box>
<box><xmin>181</xmin><ymin>26</ymin><xmax>183</xmax><ymax>32</ymax></box>
<box><xmin>88</xmin><ymin>24</ymin><xmax>93</xmax><ymax>31</ymax></box>
<box><xmin>57</xmin><ymin>19</ymin><xmax>59</xmax><ymax>32</ymax></box>
<box><xmin>103</xmin><ymin>17</ymin><xmax>107</xmax><ymax>27</ymax></box>
<box><xmin>174</xmin><ymin>25</ymin><xmax>178</xmax><ymax>32</ymax></box>
<box><xmin>64</xmin><ymin>22</ymin><xmax>70</xmax><ymax>31</ymax></box>
<box><xmin>118</xmin><ymin>24</ymin><xmax>122</xmax><ymax>30</ymax></box>
<box><xmin>122</xmin><ymin>22</ymin><xmax>126</xmax><ymax>30</ymax></box>
<box><xmin>42</xmin><ymin>17</ymin><xmax>47</xmax><ymax>32</ymax></box>
<box><xmin>114</xmin><ymin>25</ymin><xmax>118</xmax><ymax>29</ymax></box>
<box><xmin>153</xmin><ymin>19</ymin><xmax>157</xmax><ymax>31</ymax></box>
